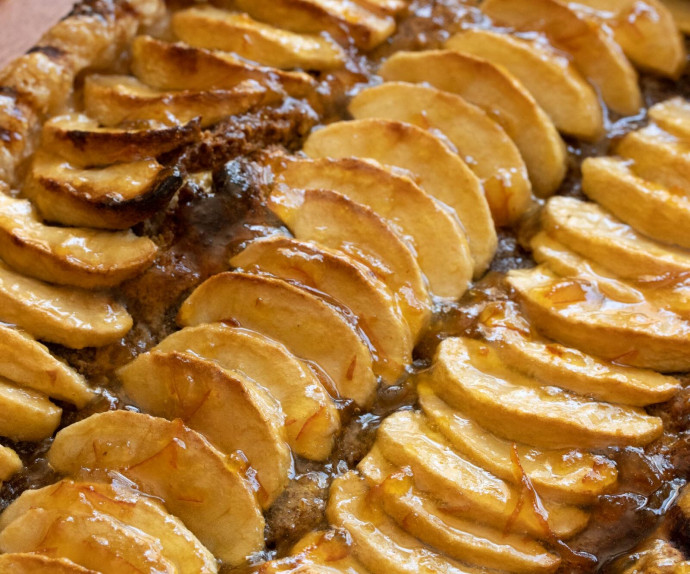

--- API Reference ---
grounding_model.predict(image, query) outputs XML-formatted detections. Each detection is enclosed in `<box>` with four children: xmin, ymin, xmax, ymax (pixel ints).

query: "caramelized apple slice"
<box><xmin>177</xmin><ymin>271</ymin><xmax>377</xmax><ymax>405</ymax></box>
<box><xmin>233</xmin><ymin>0</ymin><xmax>396</xmax><ymax>50</ymax></box>
<box><xmin>649</xmin><ymin>97</ymin><xmax>690</xmax><ymax>140</ymax></box>
<box><xmin>151</xmin><ymin>322</ymin><xmax>340</xmax><ymax>461</ymax></box>
<box><xmin>481</xmin><ymin>0</ymin><xmax>642</xmax><ymax>116</ymax></box>
<box><xmin>118</xmin><ymin>350</ymin><xmax>291</xmax><ymax>509</ymax></box>
<box><xmin>172</xmin><ymin>7</ymin><xmax>346</xmax><ymax>70</ymax></box>
<box><xmin>358</xmin><ymin>447</ymin><xmax>561</xmax><ymax>572</ymax></box>
<box><xmin>276</xmin><ymin>156</ymin><xmax>473</xmax><ymax>296</ymax></box>
<box><xmin>0</xmin><ymin>380</ymin><xmax>61</xmax><ymax>441</ymax></box>
<box><xmin>47</xmin><ymin>411</ymin><xmax>264</xmax><ymax>565</ymax></box>
<box><xmin>375</xmin><ymin>411</ymin><xmax>589</xmax><ymax>538</ymax></box>
<box><xmin>418</xmin><ymin>384</ymin><xmax>617</xmax><ymax>504</ymax></box>
<box><xmin>347</xmin><ymin>82</ymin><xmax>532</xmax><ymax>226</ymax></box>
<box><xmin>508</xmin><ymin>266</ymin><xmax>690</xmax><ymax>372</ymax></box>
<box><xmin>268</xmin><ymin>186</ymin><xmax>431</xmax><ymax>341</ymax></box>
<box><xmin>25</xmin><ymin>151</ymin><xmax>182</xmax><ymax>230</ymax></box>
<box><xmin>0</xmin><ymin>261</ymin><xmax>132</xmax><ymax>348</ymax></box>
<box><xmin>231</xmin><ymin>235</ymin><xmax>412</xmax><ymax>385</ymax></box>
<box><xmin>0</xmin><ymin>554</ymin><xmax>96</xmax><ymax>573</ymax></box>
<box><xmin>446</xmin><ymin>30</ymin><xmax>603</xmax><ymax>140</ymax></box>
<box><xmin>0</xmin><ymin>508</ymin><xmax>177</xmax><ymax>574</ymax></box>
<box><xmin>0</xmin><ymin>194</ymin><xmax>157</xmax><ymax>288</ymax></box>
<box><xmin>327</xmin><ymin>471</ymin><xmax>485</xmax><ymax>574</ymax></box>
<box><xmin>0</xmin><ymin>446</ymin><xmax>21</xmax><ymax>482</ymax></box>
<box><xmin>426</xmin><ymin>337</ymin><xmax>663</xmax><ymax>449</ymax></box>
<box><xmin>303</xmin><ymin>119</ymin><xmax>496</xmax><ymax>277</ymax></box>
<box><xmin>352</xmin><ymin>0</ymin><xmax>408</xmax><ymax>15</ymax></box>
<box><xmin>661</xmin><ymin>0</ymin><xmax>690</xmax><ymax>33</ymax></box>
<box><xmin>0</xmin><ymin>480</ymin><xmax>218</xmax><ymax>574</ymax></box>
<box><xmin>379</xmin><ymin>50</ymin><xmax>567</xmax><ymax>197</ymax></box>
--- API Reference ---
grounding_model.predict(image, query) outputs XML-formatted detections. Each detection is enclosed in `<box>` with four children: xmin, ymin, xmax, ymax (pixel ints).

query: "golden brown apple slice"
<box><xmin>25</xmin><ymin>151</ymin><xmax>182</xmax><ymax>230</ymax></box>
<box><xmin>231</xmin><ymin>235</ymin><xmax>412</xmax><ymax>385</ymax></box>
<box><xmin>0</xmin><ymin>325</ymin><xmax>94</xmax><ymax>407</ymax></box>
<box><xmin>379</xmin><ymin>50</ymin><xmax>567</xmax><ymax>197</ymax></box>
<box><xmin>478</xmin><ymin>300</ymin><xmax>681</xmax><ymax>406</ymax></box>
<box><xmin>347</xmin><ymin>82</ymin><xmax>533</xmax><ymax>226</ymax></box>
<box><xmin>177</xmin><ymin>271</ymin><xmax>377</xmax><ymax>405</ymax></box>
<box><xmin>268</xmin><ymin>186</ymin><xmax>431</xmax><ymax>341</ymax></box>
<box><xmin>47</xmin><ymin>410</ymin><xmax>264</xmax><ymax>565</ymax></box>
<box><xmin>83</xmin><ymin>74</ymin><xmax>268</xmax><ymax>129</ymax></box>
<box><xmin>0</xmin><ymin>508</ymin><xmax>177</xmax><ymax>574</ymax></box>
<box><xmin>582</xmin><ymin>156</ymin><xmax>690</xmax><ymax>249</ymax></box>
<box><xmin>118</xmin><ymin>350</ymin><xmax>291</xmax><ymax>509</ymax></box>
<box><xmin>481</xmin><ymin>0</ymin><xmax>642</xmax><ymax>116</ymax></box>
<box><xmin>172</xmin><ymin>7</ymin><xmax>346</xmax><ymax>70</ymax></box>
<box><xmin>649</xmin><ymin>97</ymin><xmax>690</xmax><ymax>139</ymax></box>
<box><xmin>418</xmin><ymin>384</ymin><xmax>617</xmax><ymax>504</ymax></box>
<box><xmin>508</xmin><ymin>266</ymin><xmax>690</xmax><ymax>372</ymax></box>
<box><xmin>568</xmin><ymin>0</ymin><xmax>685</xmax><ymax>77</ymax></box>
<box><xmin>661</xmin><ymin>0</ymin><xmax>690</xmax><ymax>32</ymax></box>
<box><xmin>375</xmin><ymin>411</ymin><xmax>589</xmax><ymax>539</ymax></box>
<box><xmin>327</xmin><ymin>471</ymin><xmax>486</xmax><ymax>574</ymax></box>
<box><xmin>0</xmin><ymin>446</ymin><xmax>21</xmax><ymax>482</ymax></box>
<box><xmin>0</xmin><ymin>554</ymin><xmax>97</xmax><ymax>574</ymax></box>
<box><xmin>42</xmin><ymin>113</ymin><xmax>201</xmax><ymax>166</ymax></box>
<box><xmin>352</xmin><ymin>0</ymin><xmax>408</xmax><ymax>15</ymax></box>
<box><xmin>0</xmin><ymin>194</ymin><xmax>157</xmax><ymax>289</ymax></box>
<box><xmin>358</xmin><ymin>447</ymin><xmax>561</xmax><ymax>572</ymax></box>
<box><xmin>0</xmin><ymin>480</ymin><xmax>218</xmax><ymax>574</ymax></box>
<box><xmin>276</xmin><ymin>156</ymin><xmax>474</xmax><ymax>296</ymax></box>
<box><xmin>0</xmin><ymin>380</ymin><xmax>61</xmax><ymax>441</ymax></box>
<box><xmin>303</xmin><ymin>119</ymin><xmax>496</xmax><ymax>276</ymax></box>
<box><xmin>426</xmin><ymin>337</ymin><xmax>663</xmax><ymax>449</ymax></box>
<box><xmin>0</xmin><ymin>261</ymin><xmax>132</xmax><ymax>348</ymax></box>
<box><xmin>151</xmin><ymin>322</ymin><xmax>340</xmax><ymax>461</ymax></box>
<box><xmin>130</xmin><ymin>36</ymin><xmax>316</xmax><ymax>101</ymax></box>
<box><xmin>446</xmin><ymin>29</ymin><xmax>603</xmax><ymax>140</ymax></box>
<box><xmin>233</xmin><ymin>0</ymin><xmax>396</xmax><ymax>50</ymax></box>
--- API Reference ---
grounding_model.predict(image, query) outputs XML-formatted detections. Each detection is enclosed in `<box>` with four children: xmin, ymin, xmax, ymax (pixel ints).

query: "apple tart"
<box><xmin>0</xmin><ymin>0</ymin><xmax>689</xmax><ymax>572</ymax></box>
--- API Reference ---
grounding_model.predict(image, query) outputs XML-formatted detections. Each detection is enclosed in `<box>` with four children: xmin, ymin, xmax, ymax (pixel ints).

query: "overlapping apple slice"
<box><xmin>347</xmin><ymin>82</ymin><xmax>532</xmax><ymax>226</ymax></box>
<box><xmin>233</xmin><ymin>0</ymin><xmax>396</xmax><ymax>50</ymax></box>
<box><xmin>231</xmin><ymin>235</ymin><xmax>412</xmax><ymax>386</ymax></box>
<box><xmin>148</xmin><ymin>322</ymin><xmax>340</xmax><ymax>461</ymax></box>
<box><xmin>508</xmin><ymin>266</ymin><xmax>690</xmax><ymax>372</ymax></box>
<box><xmin>662</xmin><ymin>0</ymin><xmax>690</xmax><ymax>33</ymax></box>
<box><xmin>0</xmin><ymin>446</ymin><xmax>21</xmax><ymax>483</ymax></box>
<box><xmin>25</xmin><ymin>151</ymin><xmax>182</xmax><ymax>230</ymax></box>
<box><xmin>0</xmin><ymin>554</ymin><xmax>96</xmax><ymax>573</ymax></box>
<box><xmin>303</xmin><ymin>119</ymin><xmax>496</xmax><ymax>277</ymax></box>
<box><xmin>47</xmin><ymin>410</ymin><xmax>264</xmax><ymax>565</ymax></box>
<box><xmin>445</xmin><ymin>29</ymin><xmax>603</xmax><ymax>140</ymax></box>
<box><xmin>118</xmin><ymin>350</ymin><xmax>291</xmax><ymax>508</ymax></box>
<box><xmin>0</xmin><ymin>379</ymin><xmax>61</xmax><ymax>441</ymax></box>
<box><xmin>177</xmin><ymin>271</ymin><xmax>377</xmax><ymax>406</ymax></box>
<box><xmin>268</xmin><ymin>186</ymin><xmax>431</xmax><ymax>341</ymax></box>
<box><xmin>358</xmin><ymin>446</ymin><xmax>561</xmax><ymax>572</ymax></box>
<box><xmin>172</xmin><ymin>7</ymin><xmax>346</xmax><ymax>70</ymax></box>
<box><xmin>649</xmin><ymin>97</ymin><xmax>690</xmax><ymax>139</ymax></box>
<box><xmin>0</xmin><ymin>261</ymin><xmax>132</xmax><ymax>348</ymax></box>
<box><xmin>275</xmin><ymin>156</ymin><xmax>474</xmax><ymax>296</ymax></box>
<box><xmin>379</xmin><ymin>50</ymin><xmax>566</xmax><ymax>197</ymax></box>
<box><xmin>481</xmin><ymin>0</ymin><xmax>643</xmax><ymax>116</ymax></box>
<box><xmin>0</xmin><ymin>480</ymin><xmax>218</xmax><ymax>573</ymax></box>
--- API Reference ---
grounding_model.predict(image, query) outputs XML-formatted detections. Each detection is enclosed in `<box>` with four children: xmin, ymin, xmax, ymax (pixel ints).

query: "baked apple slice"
<box><xmin>42</xmin><ymin>113</ymin><xmax>201</xmax><ymax>166</ymax></box>
<box><xmin>0</xmin><ymin>554</ymin><xmax>96</xmax><ymax>573</ymax></box>
<box><xmin>352</xmin><ymin>0</ymin><xmax>408</xmax><ymax>15</ymax></box>
<box><xmin>0</xmin><ymin>379</ymin><xmax>61</xmax><ymax>442</ymax></box>
<box><xmin>661</xmin><ymin>0</ymin><xmax>690</xmax><ymax>33</ymax></box>
<box><xmin>347</xmin><ymin>82</ymin><xmax>533</xmax><ymax>226</ymax></box>
<box><xmin>268</xmin><ymin>186</ymin><xmax>431</xmax><ymax>341</ymax></box>
<box><xmin>233</xmin><ymin>0</ymin><xmax>396</xmax><ymax>50</ymax></box>
<box><xmin>0</xmin><ymin>446</ymin><xmax>21</xmax><ymax>482</ymax></box>
<box><xmin>0</xmin><ymin>193</ymin><xmax>157</xmax><ymax>289</ymax></box>
<box><xmin>379</xmin><ymin>50</ymin><xmax>567</xmax><ymax>197</ymax></box>
<box><xmin>374</xmin><ymin>411</ymin><xmax>589</xmax><ymax>539</ymax></box>
<box><xmin>177</xmin><ymin>271</ymin><xmax>377</xmax><ymax>405</ymax></box>
<box><xmin>303</xmin><ymin>119</ymin><xmax>496</xmax><ymax>277</ymax></box>
<box><xmin>0</xmin><ymin>261</ymin><xmax>132</xmax><ymax>349</ymax></box>
<box><xmin>231</xmin><ymin>235</ymin><xmax>412</xmax><ymax>386</ymax></box>
<box><xmin>172</xmin><ymin>7</ymin><xmax>346</xmax><ymax>70</ymax></box>
<box><xmin>150</xmin><ymin>322</ymin><xmax>339</xmax><ymax>461</ymax></box>
<box><xmin>446</xmin><ymin>30</ymin><xmax>603</xmax><ymax>140</ymax></box>
<box><xmin>275</xmin><ymin>156</ymin><xmax>473</xmax><ymax>297</ymax></box>
<box><xmin>47</xmin><ymin>411</ymin><xmax>264</xmax><ymax>565</ymax></box>
<box><xmin>25</xmin><ymin>151</ymin><xmax>182</xmax><ymax>230</ymax></box>
<box><xmin>481</xmin><ymin>0</ymin><xmax>643</xmax><ymax>116</ymax></box>
<box><xmin>426</xmin><ymin>337</ymin><xmax>663</xmax><ymax>449</ymax></box>
<box><xmin>118</xmin><ymin>350</ymin><xmax>291</xmax><ymax>509</ymax></box>
<box><xmin>418</xmin><ymin>384</ymin><xmax>617</xmax><ymax>504</ymax></box>
<box><xmin>649</xmin><ymin>97</ymin><xmax>690</xmax><ymax>139</ymax></box>
<box><xmin>508</xmin><ymin>266</ymin><xmax>690</xmax><ymax>372</ymax></box>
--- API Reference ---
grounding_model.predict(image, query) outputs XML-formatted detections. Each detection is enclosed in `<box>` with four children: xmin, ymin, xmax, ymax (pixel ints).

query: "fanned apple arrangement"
<box><xmin>0</xmin><ymin>0</ymin><xmax>689</xmax><ymax>572</ymax></box>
